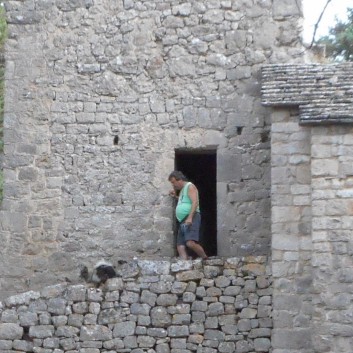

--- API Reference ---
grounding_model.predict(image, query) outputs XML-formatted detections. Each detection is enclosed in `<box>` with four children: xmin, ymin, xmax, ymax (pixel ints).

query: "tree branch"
<box><xmin>309</xmin><ymin>0</ymin><xmax>332</xmax><ymax>48</ymax></box>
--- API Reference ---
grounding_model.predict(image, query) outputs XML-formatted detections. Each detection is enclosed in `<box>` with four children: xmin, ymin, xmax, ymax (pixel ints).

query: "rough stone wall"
<box><xmin>310</xmin><ymin>126</ymin><xmax>353</xmax><ymax>353</ymax></box>
<box><xmin>270</xmin><ymin>108</ymin><xmax>312</xmax><ymax>353</ymax></box>
<box><xmin>262</xmin><ymin>64</ymin><xmax>353</xmax><ymax>353</ymax></box>
<box><xmin>1</xmin><ymin>0</ymin><xmax>304</xmax><ymax>298</ymax></box>
<box><xmin>0</xmin><ymin>257</ymin><xmax>272</xmax><ymax>353</ymax></box>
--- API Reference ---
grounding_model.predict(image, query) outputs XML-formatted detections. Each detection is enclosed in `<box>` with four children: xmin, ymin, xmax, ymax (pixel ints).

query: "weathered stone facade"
<box><xmin>262</xmin><ymin>64</ymin><xmax>353</xmax><ymax>353</ymax></box>
<box><xmin>0</xmin><ymin>257</ymin><xmax>272</xmax><ymax>353</ymax></box>
<box><xmin>3</xmin><ymin>0</ymin><xmax>353</xmax><ymax>353</ymax></box>
<box><xmin>1</xmin><ymin>0</ymin><xmax>304</xmax><ymax>298</ymax></box>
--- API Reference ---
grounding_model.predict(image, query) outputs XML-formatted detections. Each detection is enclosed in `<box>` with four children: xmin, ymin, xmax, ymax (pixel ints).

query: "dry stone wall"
<box><xmin>0</xmin><ymin>257</ymin><xmax>272</xmax><ymax>353</ymax></box>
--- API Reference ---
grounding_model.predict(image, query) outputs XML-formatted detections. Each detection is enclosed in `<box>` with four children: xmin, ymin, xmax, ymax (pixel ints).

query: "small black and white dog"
<box><xmin>80</xmin><ymin>260</ymin><xmax>119</xmax><ymax>286</ymax></box>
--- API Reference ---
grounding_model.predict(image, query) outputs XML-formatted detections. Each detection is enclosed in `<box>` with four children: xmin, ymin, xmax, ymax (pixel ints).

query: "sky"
<box><xmin>302</xmin><ymin>0</ymin><xmax>352</xmax><ymax>43</ymax></box>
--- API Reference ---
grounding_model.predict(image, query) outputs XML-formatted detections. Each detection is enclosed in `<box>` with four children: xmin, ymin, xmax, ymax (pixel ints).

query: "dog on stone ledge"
<box><xmin>80</xmin><ymin>260</ymin><xmax>125</xmax><ymax>286</ymax></box>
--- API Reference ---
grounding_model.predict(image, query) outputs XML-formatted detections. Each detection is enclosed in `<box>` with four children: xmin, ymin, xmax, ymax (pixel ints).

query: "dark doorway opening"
<box><xmin>175</xmin><ymin>150</ymin><xmax>217</xmax><ymax>257</ymax></box>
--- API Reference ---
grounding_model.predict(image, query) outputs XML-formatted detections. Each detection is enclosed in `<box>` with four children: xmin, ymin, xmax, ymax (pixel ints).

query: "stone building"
<box><xmin>2</xmin><ymin>0</ymin><xmax>353</xmax><ymax>353</ymax></box>
<box><xmin>1</xmin><ymin>0</ymin><xmax>303</xmax><ymax>295</ymax></box>
<box><xmin>262</xmin><ymin>63</ymin><xmax>353</xmax><ymax>353</ymax></box>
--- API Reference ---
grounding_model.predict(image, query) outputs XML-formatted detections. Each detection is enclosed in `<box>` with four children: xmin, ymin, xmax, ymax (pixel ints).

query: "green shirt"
<box><xmin>176</xmin><ymin>182</ymin><xmax>200</xmax><ymax>222</ymax></box>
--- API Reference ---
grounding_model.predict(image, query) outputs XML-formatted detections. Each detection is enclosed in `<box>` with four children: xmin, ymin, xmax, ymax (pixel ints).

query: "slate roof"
<box><xmin>261</xmin><ymin>63</ymin><xmax>353</xmax><ymax>125</ymax></box>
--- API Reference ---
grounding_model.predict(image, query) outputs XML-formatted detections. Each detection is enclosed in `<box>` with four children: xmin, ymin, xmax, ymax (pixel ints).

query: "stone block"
<box><xmin>13</xmin><ymin>339</ymin><xmax>34</xmax><ymax>351</ymax></box>
<box><xmin>204</xmin><ymin>329</ymin><xmax>225</xmax><ymax>341</ymax></box>
<box><xmin>254</xmin><ymin>337</ymin><xmax>271</xmax><ymax>352</ymax></box>
<box><xmin>239</xmin><ymin>308</ymin><xmax>257</xmax><ymax>319</ymax></box>
<box><xmin>130</xmin><ymin>303</ymin><xmax>151</xmax><ymax>316</ymax></box>
<box><xmin>272</xmin><ymin>206</ymin><xmax>301</xmax><ymax>223</ymax></box>
<box><xmin>120</xmin><ymin>291</ymin><xmax>139</xmax><ymax>304</ymax></box>
<box><xmin>217</xmin><ymin>153</ymin><xmax>241</xmax><ymax>182</ymax></box>
<box><xmin>102</xmin><ymin>337</ymin><xmax>123</xmax><ymax>350</ymax></box>
<box><xmin>138</xmin><ymin>260</ymin><xmax>170</xmax><ymax>275</ymax></box>
<box><xmin>150</xmin><ymin>282</ymin><xmax>172</xmax><ymax>294</ymax></box>
<box><xmin>171</xmin><ymin>260</ymin><xmax>193</xmax><ymax>272</ymax></box>
<box><xmin>273</xmin><ymin>0</ymin><xmax>301</xmax><ymax>18</ymax></box>
<box><xmin>151</xmin><ymin>307</ymin><xmax>172</xmax><ymax>327</ymax></box>
<box><xmin>79</xmin><ymin>348</ymin><xmax>100</xmax><ymax>353</ymax></box>
<box><xmin>221</xmin><ymin>324</ymin><xmax>238</xmax><ymax>335</ymax></box>
<box><xmin>191</xmin><ymin>301</ymin><xmax>208</xmax><ymax>312</ymax></box>
<box><xmin>156</xmin><ymin>343</ymin><xmax>171</xmax><ymax>353</ymax></box>
<box><xmin>206</xmin><ymin>285</ymin><xmax>223</xmax><ymax>297</ymax></box>
<box><xmin>0</xmin><ymin>323</ymin><xmax>23</xmax><ymax>340</ymax></box>
<box><xmin>112</xmin><ymin>322</ymin><xmax>136</xmax><ymax>338</ymax></box>
<box><xmin>87</xmin><ymin>288</ymin><xmax>103</xmax><ymax>302</ymax></box>
<box><xmin>248</xmin><ymin>328</ymin><xmax>271</xmax><ymax>338</ymax></box>
<box><xmin>224</xmin><ymin>258</ymin><xmax>241</xmax><ymax>269</ymax></box>
<box><xmin>0</xmin><ymin>339</ymin><xmax>13</xmax><ymax>349</ymax></box>
<box><xmin>172</xmin><ymin>314</ymin><xmax>191</xmax><ymax>325</ymax></box>
<box><xmin>215</xmin><ymin>276</ymin><xmax>231</xmax><ymax>288</ymax></box>
<box><xmin>338</xmin><ymin>268</ymin><xmax>353</xmax><ymax>283</ymax></box>
<box><xmin>43</xmin><ymin>337</ymin><xmax>60</xmax><ymax>348</ymax></box>
<box><xmin>207</xmin><ymin>302</ymin><xmax>224</xmax><ymax>317</ymax></box>
<box><xmin>65</xmin><ymin>285</ymin><xmax>87</xmax><ymax>302</ymax></box>
<box><xmin>189</xmin><ymin>322</ymin><xmax>205</xmax><ymax>334</ymax></box>
<box><xmin>72</xmin><ymin>302</ymin><xmax>88</xmax><ymax>314</ymax></box>
<box><xmin>236</xmin><ymin>339</ymin><xmax>252</xmax><ymax>353</ymax></box>
<box><xmin>218</xmin><ymin>341</ymin><xmax>235</xmax><ymax>353</ymax></box>
<box><xmin>1</xmin><ymin>211</ymin><xmax>28</xmax><ymax>234</ymax></box>
<box><xmin>167</xmin><ymin>325</ymin><xmax>189</xmax><ymax>337</ymax></box>
<box><xmin>55</xmin><ymin>326</ymin><xmax>80</xmax><ymax>338</ymax></box>
<box><xmin>168</xmin><ymin>304</ymin><xmax>190</xmax><ymax>315</ymax></box>
<box><xmin>272</xmin><ymin>328</ymin><xmax>312</xmax><ymax>349</ymax></box>
<box><xmin>157</xmin><ymin>294</ymin><xmax>178</xmax><ymax>307</ymax></box>
<box><xmin>97</xmin><ymin>308</ymin><xmax>121</xmax><ymax>325</ymax></box>
<box><xmin>205</xmin><ymin>317</ymin><xmax>218</xmax><ymax>329</ymax></box>
<box><xmin>176</xmin><ymin>271</ymin><xmax>204</xmax><ymax>282</ymax></box>
<box><xmin>183</xmin><ymin>292</ymin><xmax>196</xmax><ymax>303</ymax></box>
<box><xmin>137</xmin><ymin>335</ymin><xmax>156</xmax><ymax>348</ymax></box>
<box><xmin>104</xmin><ymin>278</ymin><xmax>123</xmax><ymax>292</ymax></box>
<box><xmin>140</xmin><ymin>290</ymin><xmax>157</xmax><ymax>306</ymax></box>
<box><xmin>312</xmin><ymin>159</ymin><xmax>339</xmax><ymax>177</ymax></box>
<box><xmin>29</xmin><ymin>325</ymin><xmax>54</xmax><ymax>339</ymax></box>
<box><xmin>170</xmin><ymin>338</ymin><xmax>187</xmax><ymax>349</ymax></box>
<box><xmin>18</xmin><ymin>167</ymin><xmax>38</xmax><ymax>181</ymax></box>
<box><xmin>51</xmin><ymin>316</ymin><xmax>67</xmax><ymax>327</ymax></box>
<box><xmin>273</xmin><ymin>294</ymin><xmax>301</xmax><ymax>313</ymax></box>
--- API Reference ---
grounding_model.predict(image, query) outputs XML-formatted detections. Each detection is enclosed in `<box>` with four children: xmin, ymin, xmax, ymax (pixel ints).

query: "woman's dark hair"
<box><xmin>168</xmin><ymin>170</ymin><xmax>187</xmax><ymax>181</ymax></box>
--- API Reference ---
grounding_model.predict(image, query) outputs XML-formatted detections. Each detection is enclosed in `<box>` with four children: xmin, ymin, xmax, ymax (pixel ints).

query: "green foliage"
<box><xmin>0</xmin><ymin>6</ymin><xmax>6</xmax><ymax>48</ymax></box>
<box><xmin>316</xmin><ymin>8</ymin><xmax>353</xmax><ymax>61</ymax></box>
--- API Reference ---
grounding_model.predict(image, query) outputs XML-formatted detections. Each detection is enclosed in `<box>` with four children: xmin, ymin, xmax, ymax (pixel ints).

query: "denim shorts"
<box><xmin>177</xmin><ymin>213</ymin><xmax>201</xmax><ymax>246</ymax></box>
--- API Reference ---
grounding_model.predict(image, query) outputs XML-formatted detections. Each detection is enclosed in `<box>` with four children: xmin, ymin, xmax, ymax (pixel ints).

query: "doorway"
<box><xmin>175</xmin><ymin>150</ymin><xmax>217</xmax><ymax>257</ymax></box>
